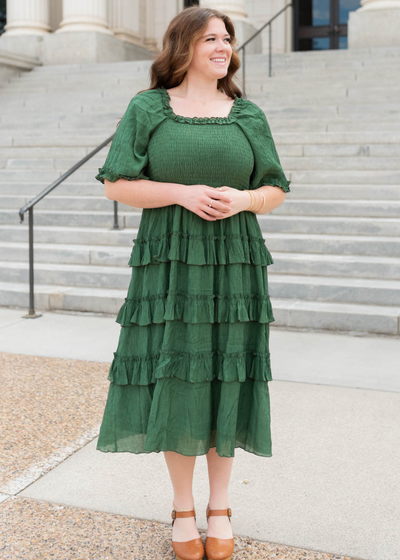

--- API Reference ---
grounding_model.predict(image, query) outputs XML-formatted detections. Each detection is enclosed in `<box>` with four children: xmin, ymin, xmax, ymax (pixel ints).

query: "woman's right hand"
<box><xmin>177</xmin><ymin>184</ymin><xmax>232</xmax><ymax>221</ymax></box>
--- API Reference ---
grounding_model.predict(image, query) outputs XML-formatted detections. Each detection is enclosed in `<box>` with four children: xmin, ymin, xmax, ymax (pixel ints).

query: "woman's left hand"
<box><xmin>214</xmin><ymin>186</ymin><xmax>251</xmax><ymax>219</ymax></box>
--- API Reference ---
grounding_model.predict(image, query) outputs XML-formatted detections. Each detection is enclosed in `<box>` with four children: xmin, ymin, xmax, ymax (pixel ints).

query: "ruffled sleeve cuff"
<box><xmin>95</xmin><ymin>167</ymin><xmax>150</xmax><ymax>184</ymax></box>
<box><xmin>259</xmin><ymin>177</ymin><xmax>291</xmax><ymax>194</ymax></box>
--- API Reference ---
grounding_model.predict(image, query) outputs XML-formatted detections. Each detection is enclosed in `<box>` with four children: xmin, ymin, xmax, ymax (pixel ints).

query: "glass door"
<box><xmin>293</xmin><ymin>0</ymin><xmax>361</xmax><ymax>50</ymax></box>
<box><xmin>0</xmin><ymin>0</ymin><xmax>6</xmax><ymax>36</ymax></box>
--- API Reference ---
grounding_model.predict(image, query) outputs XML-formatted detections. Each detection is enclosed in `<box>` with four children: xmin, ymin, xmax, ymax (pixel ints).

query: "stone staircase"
<box><xmin>1</xmin><ymin>48</ymin><xmax>400</xmax><ymax>335</ymax></box>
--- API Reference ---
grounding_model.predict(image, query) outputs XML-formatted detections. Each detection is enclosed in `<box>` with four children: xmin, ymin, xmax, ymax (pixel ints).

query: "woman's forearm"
<box><xmin>243</xmin><ymin>185</ymin><xmax>286</xmax><ymax>215</ymax></box>
<box><xmin>104</xmin><ymin>178</ymin><xmax>185</xmax><ymax>209</ymax></box>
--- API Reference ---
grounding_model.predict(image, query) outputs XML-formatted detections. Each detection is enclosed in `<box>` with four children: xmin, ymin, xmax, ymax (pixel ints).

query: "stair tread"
<box><xmin>271</xmin><ymin>298</ymin><xmax>400</xmax><ymax>315</ymax></box>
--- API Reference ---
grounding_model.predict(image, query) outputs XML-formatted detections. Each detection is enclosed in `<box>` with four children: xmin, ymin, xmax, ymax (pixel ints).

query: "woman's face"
<box><xmin>190</xmin><ymin>17</ymin><xmax>232</xmax><ymax>80</ymax></box>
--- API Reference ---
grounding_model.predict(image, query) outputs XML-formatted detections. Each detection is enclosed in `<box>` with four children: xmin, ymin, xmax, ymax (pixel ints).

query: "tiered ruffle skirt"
<box><xmin>96</xmin><ymin>205</ymin><xmax>275</xmax><ymax>458</ymax></box>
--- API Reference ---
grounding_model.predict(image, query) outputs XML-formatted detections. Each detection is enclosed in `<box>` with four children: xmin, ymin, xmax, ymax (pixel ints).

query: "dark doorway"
<box><xmin>0</xmin><ymin>0</ymin><xmax>6</xmax><ymax>36</ymax></box>
<box><xmin>184</xmin><ymin>0</ymin><xmax>200</xmax><ymax>6</ymax></box>
<box><xmin>293</xmin><ymin>0</ymin><xmax>361</xmax><ymax>50</ymax></box>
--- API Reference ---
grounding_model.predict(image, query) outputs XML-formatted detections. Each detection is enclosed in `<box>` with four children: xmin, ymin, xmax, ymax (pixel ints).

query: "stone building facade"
<box><xmin>0</xmin><ymin>0</ymin><xmax>398</xmax><ymax>66</ymax></box>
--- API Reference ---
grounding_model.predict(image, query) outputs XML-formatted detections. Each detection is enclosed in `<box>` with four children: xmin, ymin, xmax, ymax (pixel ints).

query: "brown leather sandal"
<box><xmin>205</xmin><ymin>504</ymin><xmax>235</xmax><ymax>560</ymax></box>
<box><xmin>171</xmin><ymin>504</ymin><xmax>205</xmax><ymax>560</ymax></box>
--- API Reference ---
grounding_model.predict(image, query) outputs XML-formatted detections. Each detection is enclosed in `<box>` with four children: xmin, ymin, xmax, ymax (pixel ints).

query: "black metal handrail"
<box><xmin>237</xmin><ymin>3</ymin><xmax>293</xmax><ymax>95</ymax></box>
<box><xmin>18</xmin><ymin>135</ymin><xmax>115</xmax><ymax>317</ymax></box>
<box><xmin>18</xmin><ymin>5</ymin><xmax>293</xmax><ymax>318</ymax></box>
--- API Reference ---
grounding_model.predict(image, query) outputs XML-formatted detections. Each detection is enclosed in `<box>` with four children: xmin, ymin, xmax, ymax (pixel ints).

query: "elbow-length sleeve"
<box><xmin>236</xmin><ymin>101</ymin><xmax>291</xmax><ymax>194</ymax></box>
<box><xmin>95</xmin><ymin>95</ymin><xmax>152</xmax><ymax>184</ymax></box>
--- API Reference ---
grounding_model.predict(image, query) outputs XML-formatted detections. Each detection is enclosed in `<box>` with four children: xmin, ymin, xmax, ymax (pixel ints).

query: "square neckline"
<box><xmin>159</xmin><ymin>86</ymin><xmax>242</xmax><ymax>125</ymax></box>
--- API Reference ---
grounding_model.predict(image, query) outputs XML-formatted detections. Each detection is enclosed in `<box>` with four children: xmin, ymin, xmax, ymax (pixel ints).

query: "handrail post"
<box><xmin>23</xmin><ymin>207</ymin><xmax>42</xmax><ymax>319</ymax></box>
<box><xmin>269</xmin><ymin>23</ymin><xmax>272</xmax><ymax>77</ymax></box>
<box><xmin>113</xmin><ymin>200</ymin><xmax>120</xmax><ymax>229</ymax></box>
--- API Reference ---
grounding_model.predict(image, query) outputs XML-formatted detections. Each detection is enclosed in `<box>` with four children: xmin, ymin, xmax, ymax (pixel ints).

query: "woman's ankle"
<box><xmin>173</xmin><ymin>499</ymin><xmax>195</xmax><ymax>511</ymax></box>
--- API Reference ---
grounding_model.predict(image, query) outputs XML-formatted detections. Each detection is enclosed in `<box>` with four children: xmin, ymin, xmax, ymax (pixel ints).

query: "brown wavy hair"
<box><xmin>115</xmin><ymin>6</ymin><xmax>243</xmax><ymax>128</ymax></box>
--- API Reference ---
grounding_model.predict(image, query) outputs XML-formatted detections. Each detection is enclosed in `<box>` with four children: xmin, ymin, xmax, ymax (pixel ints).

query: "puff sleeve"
<box><xmin>236</xmin><ymin>101</ymin><xmax>291</xmax><ymax>194</ymax></box>
<box><xmin>95</xmin><ymin>95</ymin><xmax>152</xmax><ymax>184</ymax></box>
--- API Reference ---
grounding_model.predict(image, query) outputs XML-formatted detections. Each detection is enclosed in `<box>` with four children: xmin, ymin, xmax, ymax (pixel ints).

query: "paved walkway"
<box><xmin>0</xmin><ymin>307</ymin><xmax>399</xmax><ymax>560</ymax></box>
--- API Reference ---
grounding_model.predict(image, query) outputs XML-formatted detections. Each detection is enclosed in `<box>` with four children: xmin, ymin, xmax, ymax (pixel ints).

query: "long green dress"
<box><xmin>95</xmin><ymin>86</ymin><xmax>291</xmax><ymax>458</ymax></box>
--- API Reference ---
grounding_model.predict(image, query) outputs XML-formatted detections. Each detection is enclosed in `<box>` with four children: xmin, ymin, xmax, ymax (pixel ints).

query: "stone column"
<box><xmin>108</xmin><ymin>0</ymin><xmax>140</xmax><ymax>43</ymax></box>
<box><xmin>348</xmin><ymin>0</ymin><xmax>400</xmax><ymax>47</ymax></box>
<box><xmin>200</xmin><ymin>0</ymin><xmax>261</xmax><ymax>54</ymax></box>
<box><xmin>56</xmin><ymin>0</ymin><xmax>113</xmax><ymax>34</ymax></box>
<box><xmin>201</xmin><ymin>0</ymin><xmax>248</xmax><ymax>22</ymax></box>
<box><xmin>3</xmin><ymin>0</ymin><xmax>51</xmax><ymax>35</ymax></box>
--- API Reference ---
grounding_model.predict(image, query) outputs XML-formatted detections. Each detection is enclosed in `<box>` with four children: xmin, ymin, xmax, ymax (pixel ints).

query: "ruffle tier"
<box><xmin>96</xmin><ymin>376</ymin><xmax>272</xmax><ymax>457</ymax></box>
<box><xmin>129</xmin><ymin>231</ymin><xmax>274</xmax><ymax>267</ymax></box>
<box><xmin>116</xmin><ymin>291</ymin><xmax>274</xmax><ymax>326</ymax></box>
<box><xmin>108</xmin><ymin>347</ymin><xmax>272</xmax><ymax>386</ymax></box>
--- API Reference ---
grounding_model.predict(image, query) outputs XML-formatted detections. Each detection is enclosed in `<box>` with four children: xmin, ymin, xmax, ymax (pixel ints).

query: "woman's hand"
<box><xmin>178</xmin><ymin>184</ymin><xmax>234</xmax><ymax>221</ymax></box>
<box><xmin>214</xmin><ymin>186</ymin><xmax>251</xmax><ymax>219</ymax></box>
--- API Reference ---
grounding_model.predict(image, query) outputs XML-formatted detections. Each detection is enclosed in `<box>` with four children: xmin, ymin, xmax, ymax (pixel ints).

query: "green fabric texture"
<box><xmin>95</xmin><ymin>86</ymin><xmax>291</xmax><ymax>458</ymax></box>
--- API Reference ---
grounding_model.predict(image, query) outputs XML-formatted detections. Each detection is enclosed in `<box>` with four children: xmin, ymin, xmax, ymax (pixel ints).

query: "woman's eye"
<box><xmin>207</xmin><ymin>38</ymin><xmax>231</xmax><ymax>42</ymax></box>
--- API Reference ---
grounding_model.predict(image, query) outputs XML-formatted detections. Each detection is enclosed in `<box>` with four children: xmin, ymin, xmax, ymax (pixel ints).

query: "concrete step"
<box><xmin>282</xmin><ymin>185</ymin><xmax>400</xmax><ymax>200</ymax></box>
<box><xmin>299</xmin><ymin>145</ymin><xmax>400</xmax><ymax>157</ymax></box>
<box><xmin>0</xmin><ymin>281</ymin><xmax>126</xmax><ymax>315</ymax></box>
<box><xmin>9</xmin><ymin>134</ymin><xmax>113</xmax><ymax>148</ymax></box>
<box><xmin>271</xmin><ymin>298</ymin><xmax>400</xmax><ymax>336</ymax></box>
<box><xmin>272</xmin><ymin>199</ymin><xmax>400</xmax><ymax>218</ymax></box>
<box><xmin>0</xmin><ymin>147</ymin><xmax>93</xmax><ymax>159</ymax></box>
<box><xmin>0</xmin><ymin>114</ymin><xmax>120</xmax><ymax>130</ymax></box>
<box><xmin>0</xmin><ymin>241</ymin><xmax>131</xmax><ymax>267</ymax></box>
<box><xmin>273</xmin><ymin>131</ymin><xmax>400</xmax><ymax>144</ymax></box>
<box><xmin>270</xmin><ymin>121</ymin><xmax>400</xmax><ymax>133</ymax></box>
<box><xmin>270</xmin><ymin>252</ymin><xmax>400</xmax><ymax>280</ymax></box>
<box><xmin>0</xmin><ymin>209</ymin><xmax>141</xmax><ymax>228</ymax></box>
<box><xmin>0</xmin><ymin>261</ymin><xmax>131</xmax><ymax>290</ymax></box>
<box><xmin>268</xmin><ymin>274</ymin><xmax>400</xmax><ymax>307</ymax></box>
<box><xmin>279</xmin><ymin>157</ymin><xmax>400</xmax><ymax>170</ymax></box>
<box><xmin>265</xmin><ymin>233</ymin><xmax>400</xmax><ymax>257</ymax></box>
<box><xmin>0</xmin><ymin>158</ymin><xmax>105</xmax><ymax>170</ymax></box>
<box><xmin>0</xmin><ymin>224</ymin><xmax>138</xmax><ymax>246</ymax></box>
<box><xmin>290</xmin><ymin>169</ymin><xmax>400</xmax><ymax>184</ymax></box>
<box><xmin>0</xmin><ymin>195</ymin><xmax>136</xmax><ymax>213</ymax></box>
<box><xmin>0</xmin><ymin>182</ymin><xmax>106</xmax><ymax>196</ymax></box>
<box><xmin>258</xmin><ymin>215</ymin><xmax>400</xmax><ymax>237</ymax></box>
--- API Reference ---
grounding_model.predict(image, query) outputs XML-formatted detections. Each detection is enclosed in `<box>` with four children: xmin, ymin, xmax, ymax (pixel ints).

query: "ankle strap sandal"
<box><xmin>205</xmin><ymin>504</ymin><xmax>234</xmax><ymax>560</ymax></box>
<box><xmin>171</xmin><ymin>504</ymin><xmax>204</xmax><ymax>560</ymax></box>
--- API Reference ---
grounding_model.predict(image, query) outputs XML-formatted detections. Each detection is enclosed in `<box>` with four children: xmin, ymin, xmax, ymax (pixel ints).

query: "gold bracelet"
<box><xmin>245</xmin><ymin>190</ymin><xmax>254</xmax><ymax>211</ymax></box>
<box><xmin>254</xmin><ymin>190</ymin><xmax>264</xmax><ymax>213</ymax></box>
<box><xmin>245</xmin><ymin>190</ymin><xmax>256</xmax><ymax>211</ymax></box>
<box><xmin>245</xmin><ymin>189</ymin><xmax>262</xmax><ymax>213</ymax></box>
<box><xmin>254</xmin><ymin>190</ymin><xmax>266</xmax><ymax>214</ymax></box>
<box><xmin>245</xmin><ymin>189</ymin><xmax>267</xmax><ymax>214</ymax></box>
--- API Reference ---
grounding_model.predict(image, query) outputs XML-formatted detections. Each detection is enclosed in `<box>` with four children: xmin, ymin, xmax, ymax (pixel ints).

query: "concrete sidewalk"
<box><xmin>0</xmin><ymin>306</ymin><xmax>399</xmax><ymax>560</ymax></box>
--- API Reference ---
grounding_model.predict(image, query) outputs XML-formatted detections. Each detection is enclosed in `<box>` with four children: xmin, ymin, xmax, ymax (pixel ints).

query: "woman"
<box><xmin>95</xmin><ymin>6</ymin><xmax>290</xmax><ymax>560</ymax></box>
